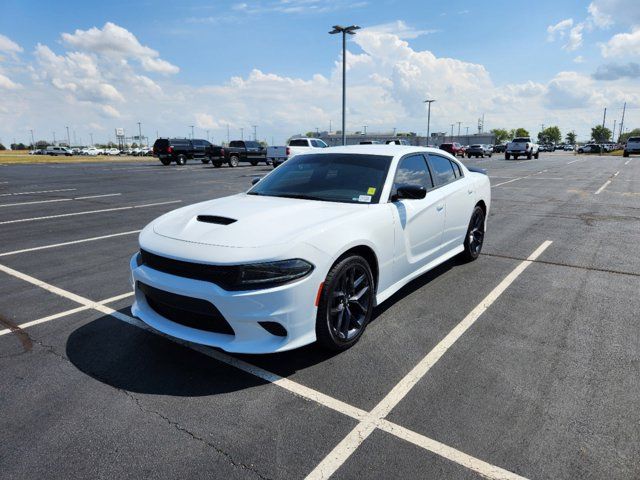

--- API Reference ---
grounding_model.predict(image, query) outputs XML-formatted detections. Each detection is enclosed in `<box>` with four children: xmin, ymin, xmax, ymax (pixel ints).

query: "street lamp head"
<box><xmin>423</xmin><ymin>99</ymin><xmax>436</xmax><ymax>104</ymax></box>
<box><xmin>329</xmin><ymin>25</ymin><xmax>360</xmax><ymax>34</ymax></box>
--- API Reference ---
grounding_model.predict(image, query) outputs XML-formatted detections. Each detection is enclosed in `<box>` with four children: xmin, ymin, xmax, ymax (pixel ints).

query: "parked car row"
<box><xmin>29</xmin><ymin>146</ymin><xmax>153</xmax><ymax>156</ymax></box>
<box><xmin>153</xmin><ymin>138</ymin><xmax>275</xmax><ymax>167</ymax></box>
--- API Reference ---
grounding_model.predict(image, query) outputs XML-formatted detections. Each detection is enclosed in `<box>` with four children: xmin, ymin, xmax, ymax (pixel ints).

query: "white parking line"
<box><xmin>0</xmin><ymin>188</ymin><xmax>77</xmax><ymax>197</ymax></box>
<box><xmin>305</xmin><ymin>241</ymin><xmax>552</xmax><ymax>480</ymax></box>
<box><xmin>0</xmin><ymin>230</ymin><xmax>141</xmax><ymax>257</ymax></box>
<box><xmin>595</xmin><ymin>171</ymin><xmax>619</xmax><ymax>195</ymax></box>
<box><xmin>0</xmin><ymin>200</ymin><xmax>181</xmax><ymax>225</ymax></box>
<box><xmin>0</xmin><ymin>292</ymin><xmax>133</xmax><ymax>337</ymax></box>
<box><xmin>0</xmin><ymin>248</ymin><xmax>552</xmax><ymax>480</ymax></box>
<box><xmin>567</xmin><ymin>158</ymin><xmax>582</xmax><ymax>165</ymax></box>
<box><xmin>625</xmin><ymin>160</ymin><xmax>631</xmax><ymax>165</ymax></box>
<box><xmin>0</xmin><ymin>193</ymin><xmax>121</xmax><ymax>208</ymax></box>
<box><xmin>493</xmin><ymin>177</ymin><xmax>522</xmax><ymax>187</ymax></box>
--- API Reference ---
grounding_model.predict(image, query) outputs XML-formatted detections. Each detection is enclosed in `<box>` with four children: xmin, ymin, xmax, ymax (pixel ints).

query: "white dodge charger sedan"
<box><xmin>130</xmin><ymin>145</ymin><xmax>490</xmax><ymax>353</ymax></box>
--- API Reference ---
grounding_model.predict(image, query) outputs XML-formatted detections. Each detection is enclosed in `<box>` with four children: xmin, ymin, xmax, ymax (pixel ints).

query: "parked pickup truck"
<box><xmin>218</xmin><ymin>140</ymin><xmax>269</xmax><ymax>167</ymax></box>
<box><xmin>153</xmin><ymin>138</ymin><xmax>224</xmax><ymax>166</ymax></box>
<box><xmin>505</xmin><ymin>137</ymin><xmax>539</xmax><ymax>160</ymax></box>
<box><xmin>624</xmin><ymin>136</ymin><xmax>640</xmax><ymax>157</ymax></box>
<box><xmin>266</xmin><ymin>137</ymin><xmax>328</xmax><ymax>168</ymax></box>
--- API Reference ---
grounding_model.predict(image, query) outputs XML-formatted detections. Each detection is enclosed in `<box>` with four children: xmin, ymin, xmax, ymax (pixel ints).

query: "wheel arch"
<box><xmin>332</xmin><ymin>244</ymin><xmax>379</xmax><ymax>294</ymax></box>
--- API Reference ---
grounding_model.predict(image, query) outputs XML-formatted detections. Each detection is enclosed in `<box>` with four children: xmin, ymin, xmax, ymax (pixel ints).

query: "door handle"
<box><xmin>436</xmin><ymin>204</ymin><xmax>444</xmax><ymax>211</ymax></box>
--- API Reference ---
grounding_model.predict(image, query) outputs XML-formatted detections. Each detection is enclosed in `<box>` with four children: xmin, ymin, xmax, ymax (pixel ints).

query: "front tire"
<box><xmin>534</xmin><ymin>151</ymin><xmax>539</xmax><ymax>159</ymax></box>
<box><xmin>316</xmin><ymin>255</ymin><xmax>374</xmax><ymax>351</ymax></box>
<box><xmin>623</xmin><ymin>151</ymin><xmax>629</xmax><ymax>158</ymax></box>
<box><xmin>176</xmin><ymin>155</ymin><xmax>186</xmax><ymax>166</ymax></box>
<box><xmin>505</xmin><ymin>153</ymin><xmax>510</xmax><ymax>160</ymax></box>
<box><xmin>201</xmin><ymin>158</ymin><xmax>210</xmax><ymax>164</ymax></box>
<box><xmin>461</xmin><ymin>206</ymin><xmax>485</xmax><ymax>262</ymax></box>
<box><xmin>250</xmin><ymin>160</ymin><xmax>258</xmax><ymax>166</ymax></box>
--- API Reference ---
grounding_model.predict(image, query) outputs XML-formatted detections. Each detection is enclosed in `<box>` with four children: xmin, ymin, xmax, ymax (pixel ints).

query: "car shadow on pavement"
<box><xmin>66</xmin><ymin>256</ymin><xmax>463</xmax><ymax>396</ymax></box>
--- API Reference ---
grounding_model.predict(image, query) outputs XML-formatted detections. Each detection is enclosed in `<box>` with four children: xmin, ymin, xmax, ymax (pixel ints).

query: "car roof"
<box><xmin>308</xmin><ymin>144</ymin><xmax>451</xmax><ymax>157</ymax></box>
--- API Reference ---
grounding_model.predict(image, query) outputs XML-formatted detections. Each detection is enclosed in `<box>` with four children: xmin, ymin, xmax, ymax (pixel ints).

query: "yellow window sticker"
<box><xmin>367</xmin><ymin>187</ymin><xmax>376</xmax><ymax>195</ymax></box>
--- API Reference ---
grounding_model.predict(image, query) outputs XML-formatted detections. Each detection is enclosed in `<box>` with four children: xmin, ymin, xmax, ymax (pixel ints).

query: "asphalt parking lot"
<box><xmin>1</xmin><ymin>151</ymin><xmax>639</xmax><ymax>479</ymax></box>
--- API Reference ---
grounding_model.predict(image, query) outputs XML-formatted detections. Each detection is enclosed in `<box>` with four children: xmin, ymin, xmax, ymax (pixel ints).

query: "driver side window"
<box><xmin>392</xmin><ymin>154</ymin><xmax>433</xmax><ymax>197</ymax></box>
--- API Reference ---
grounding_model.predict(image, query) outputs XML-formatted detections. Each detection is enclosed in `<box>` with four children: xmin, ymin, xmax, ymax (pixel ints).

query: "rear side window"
<box><xmin>289</xmin><ymin>139</ymin><xmax>309</xmax><ymax>147</ymax></box>
<box><xmin>229</xmin><ymin>141</ymin><xmax>244</xmax><ymax>148</ymax></box>
<box><xmin>245</xmin><ymin>141</ymin><xmax>260</xmax><ymax>148</ymax></box>
<box><xmin>428</xmin><ymin>155</ymin><xmax>457</xmax><ymax>185</ymax></box>
<box><xmin>392</xmin><ymin>154</ymin><xmax>433</xmax><ymax>194</ymax></box>
<box><xmin>311</xmin><ymin>139</ymin><xmax>327</xmax><ymax>148</ymax></box>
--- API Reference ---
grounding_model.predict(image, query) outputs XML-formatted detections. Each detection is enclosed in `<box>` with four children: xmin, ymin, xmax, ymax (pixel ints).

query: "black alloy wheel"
<box><xmin>316</xmin><ymin>256</ymin><xmax>374</xmax><ymax>351</ymax></box>
<box><xmin>461</xmin><ymin>206</ymin><xmax>485</xmax><ymax>261</ymax></box>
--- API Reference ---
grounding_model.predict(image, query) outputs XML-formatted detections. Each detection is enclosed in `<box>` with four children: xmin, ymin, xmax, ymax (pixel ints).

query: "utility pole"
<box><xmin>330</xmin><ymin>25</ymin><xmax>361</xmax><ymax>145</ymax></box>
<box><xmin>329</xmin><ymin>120</ymin><xmax>332</xmax><ymax>133</ymax></box>
<box><xmin>619</xmin><ymin>102</ymin><xmax>626</xmax><ymax>142</ymax></box>
<box><xmin>253</xmin><ymin>125</ymin><xmax>257</xmax><ymax>141</ymax></box>
<box><xmin>189</xmin><ymin>125</ymin><xmax>194</xmax><ymax>140</ymax></box>
<box><xmin>240</xmin><ymin>127</ymin><xmax>244</xmax><ymax>140</ymax></box>
<box><xmin>138</xmin><ymin>122</ymin><xmax>143</xmax><ymax>147</ymax></box>
<box><xmin>73</xmin><ymin>130</ymin><xmax>77</xmax><ymax>146</ymax></box>
<box><xmin>363</xmin><ymin>125</ymin><xmax>367</xmax><ymax>135</ymax></box>
<box><xmin>457</xmin><ymin>121</ymin><xmax>461</xmax><ymax>137</ymax></box>
<box><xmin>30</xmin><ymin>129</ymin><xmax>35</xmax><ymax>149</ymax></box>
<box><xmin>450</xmin><ymin>124</ymin><xmax>454</xmax><ymax>141</ymax></box>
<box><xmin>423</xmin><ymin>99</ymin><xmax>435</xmax><ymax>146</ymax></box>
<box><xmin>602</xmin><ymin>107</ymin><xmax>607</xmax><ymax>128</ymax></box>
<box><xmin>90</xmin><ymin>133</ymin><xmax>93</xmax><ymax>146</ymax></box>
<box><xmin>613</xmin><ymin>120</ymin><xmax>616</xmax><ymax>143</ymax></box>
<box><xmin>206</xmin><ymin>130</ymin><xmax>210</xmax><ymax>142</ymax></box>
<box><xmin>227</xmin><ymin>124</ymin><xmax>230</xmax><ymax>144</ymax></box>
<box><xmin>66</xmin><ymin>126</ymin><xmax>70</xmax><ymax>147</ymax></box>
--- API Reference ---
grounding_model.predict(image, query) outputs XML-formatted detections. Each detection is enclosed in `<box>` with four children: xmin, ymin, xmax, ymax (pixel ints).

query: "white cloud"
<box><xmin>600</xmin><ymin>27</ymin><xmax>640</xmax><ymax>57</ymax></box>
<box><xmin>573</xmin><ymin>55</ymin><xmax>585</xmax><ymax>63</ymax></box>
<box><xmin>547</xmin><ymin>19</ymin><xmax>573</xmax><ymax>41</ymax></box>
<box><xmin>0</xmin><ymin>34</ymin><xmax>23</xmax><ymax>58</ymax></box>
<box><xmin>61</xmin><ymin>22</ymin><xmax>179</xmax><ymax>75</ymax></box>
<box><xmin>564</xmin><ymin>24</ymin><xmax>584</xmax><ymax>51</ymax></box>
<box><xmin>363</xmin><ymin>21</ymin><xmax>437</xmax><ymax>39</ymax></box>
<box><xmin>0</xmin><ymin>73</ymin><xmax>21</xmax><ymax>90</ymax></box>
<box><xmin>587</xmin><ymin>2</ymin><xmax>613</xmax><ymax>29</ymax></box>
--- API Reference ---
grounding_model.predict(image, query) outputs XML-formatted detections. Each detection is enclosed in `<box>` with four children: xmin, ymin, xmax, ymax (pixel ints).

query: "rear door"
<box><xmin>192</xmin><ymin>139</ymin><xmax>205</xmax><ymax>158</ymax></box>
<box><xmin>428</xmin><ymin>154</ymin><xmax>473</xmax><ymax>250</ymax></box>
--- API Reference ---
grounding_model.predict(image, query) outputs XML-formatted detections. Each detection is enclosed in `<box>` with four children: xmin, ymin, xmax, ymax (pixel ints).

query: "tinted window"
<box><xmin>289</xmin><ymin>139</ymin><xmax>309</xmax><ymax>147</ymax></box>
<box><xmin>628</xmin><ymin>137</ymin><xmax>640</xmax><ymax>142</ymax></box>
<box><xmin>393</xmin><ymin>155</ymin><xmax>432</xmax><ymax>193</ymax></box>
<box><xmin>311</xmin><ymin>139</ymin><xmax>328</xmax><ymax>148</ymax></box>
<box><xmin>245</xmin><ymin>141</ymin><xmax>260</xmax><ymax>148</ymax></box>
<box><xmin>229</xmin><ymin>141</ymin><xmax>244</xmax><ymax>148</ymax></box>
<box><xmin>429</xmin><ymin>155</ymin><xmax>457</xmax><ymax>185</ymax></box>
<box><xmin>451</xmin><ymin>160</ymin><xmax>463</xmax><ymax>178</ymax></box>
<box><xmin>248</xmin><ymin>153</ymin><xmax>392</xmax><ymax>204</ymax></box>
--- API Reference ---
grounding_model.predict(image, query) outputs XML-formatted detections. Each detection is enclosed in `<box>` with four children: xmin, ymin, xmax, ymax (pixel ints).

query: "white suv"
<box><xmin>624</xmin><ymin>137</ymin><xmax>640</xmax><ymax>157</ymax></box>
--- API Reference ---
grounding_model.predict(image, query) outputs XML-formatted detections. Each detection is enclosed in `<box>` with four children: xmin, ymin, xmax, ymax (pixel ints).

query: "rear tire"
<box><xmin>316</xmin><ymin>255</ymin><xmax>374</xmax><ymax>351</ymax></box>
<box><xmin>623</xmin><ymin>151</ymin><xmax>629</xmax><ymax>158</ymax></box>
<box><xmin>505</xmin><ymin>153</ymin><xmax>510</xmax><ymax>160</ymax></box>
<box><xmin>213</xmin><ymin>162</ymin><xmax>222</xmax><ymax>168</ymax></box>
<box><xmin>534</xmin><ymin>151</ymin><xmax>539</xmax><ymax>159</ymax></box>
<box><xmin>201</xmin><ymin>158</ymin><xmax>210</xmax><ymax>164</ymax></box>
<box><xmin>527</xmin><ymin>152</ymin><xmax>532</xmax><ymax>160</ymax></box>
<box><xmin>176</xmin><ymin>155</ymin><xmax>186</xmax><ymax>166</ymax></box>
<box><xmin>160</xmin><ymin>158</ymin><xmax>171</xmax><ymax>166</ymax></box>
<box><xmin>460</xmin><ymin>206</ymin><xmax>485</xmax><ymax>262</ymax></box>
<box><xmin>250</xmin><ymin>160</ymin><xmax>258</xmax><ymax>166</ymax></box>
<box><xmin>229</xmin><ymin>155</ymin><xmax>239</xmax><ymax>167</ymax></box>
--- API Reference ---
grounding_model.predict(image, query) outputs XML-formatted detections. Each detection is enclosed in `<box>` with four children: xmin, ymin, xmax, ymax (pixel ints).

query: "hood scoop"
<box><xmin>196</xmin><ymin>215</ymin><xmax>237</xmax><ymax>225</ymax></box>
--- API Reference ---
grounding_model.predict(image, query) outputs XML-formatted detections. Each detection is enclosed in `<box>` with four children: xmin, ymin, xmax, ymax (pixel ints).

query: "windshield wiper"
<box><xmin>271</xmin><ymin>193</ymin><xmax>325</xmax><ymax>201</ymax></box>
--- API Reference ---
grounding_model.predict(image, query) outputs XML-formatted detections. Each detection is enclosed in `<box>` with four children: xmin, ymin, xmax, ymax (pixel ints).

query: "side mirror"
<box><xmin>393</xmin><ymin>184</ymin><xmax>427</xmax><ymax>200</ymax></box>
<box><xmin>251</xmin><ymin>177</ymin><xmax>262</xmax><ymax>185</ymax></box>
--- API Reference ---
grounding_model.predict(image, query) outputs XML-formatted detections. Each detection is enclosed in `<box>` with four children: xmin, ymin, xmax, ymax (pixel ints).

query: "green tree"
<box><xmin>565</xmin><ymin>131</ymin><xmax>577</xmax><ymax>144</ymax></box>
<box><xmin>513</xmin><ymin>128</ymin><xmax>530</xmax><ymax>138</ymax></box>
<box><xmin>0</xmin><ymin>143</ymin><xmax>6</xmax><ymax>150</ymax></box>
<box><xmin>10</xmin><ymin>143</ymin><xmax>27</xmax><ymax>150</ymax></box>
<box><xmin>591</xmin><ymin>125</ymin><xmax>611</xmax><ymax>143</ymax></box>
<box><xmin>490</xmin><ymin>128</ymin><xmax>509</xmax><ymax>144</ymax></box>
<box><xmin>538</xmin><ymin>126</ymin><xmax>561</xmax><ymax>144</ymax></box>
<box><xmin>619</xmin><ymin>128</ymin><xmax>640</xmax><ymax>143</ymax></box>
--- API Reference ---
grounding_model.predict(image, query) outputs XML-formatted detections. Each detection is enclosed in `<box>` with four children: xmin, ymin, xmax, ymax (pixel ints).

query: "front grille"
<box><xmin>140</xmin><ymin>249</ymin><xmax>240</xmax><ymax>289</ymax></box>
<box><xmin>138</xmin><ymin>282</ymin><xmax>234</xmax><ymax>335</ymax></box>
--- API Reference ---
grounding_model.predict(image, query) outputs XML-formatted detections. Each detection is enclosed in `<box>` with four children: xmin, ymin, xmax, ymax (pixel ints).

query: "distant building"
<box><xmin>315</xmin><ymin>131</ymin><xmax>496</xmax><ymax>147</ymax></box>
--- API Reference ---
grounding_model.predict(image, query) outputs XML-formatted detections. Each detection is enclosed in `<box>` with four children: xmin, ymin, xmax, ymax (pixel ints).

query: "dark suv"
<box><xmin>153</xmin><ymin>138</ymin><xmax>224</xmax><ymax>166</ymax></box>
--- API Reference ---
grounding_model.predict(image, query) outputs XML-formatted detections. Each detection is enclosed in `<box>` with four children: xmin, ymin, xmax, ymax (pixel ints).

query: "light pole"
<box><xmin>53</xmin><ymin>131</ymin><xmax>56</xmax><ymax>144</ymax></box>
<box><xmin>189</xmin><ymin>125</ymin><xmax>194</xmax><ymax>140</ymax></box>
<box><xmin>457</xmin><ymin>121</ymin><xmax>461</xmax><ymax>137</ymax></box>
<box><xmin>330</xmin><ymin>24</ymin><xmax>360</xmax><ymax>146</ymax></box>
<box><xmin>138</xmin><ymin>122</ymin><xmax>143</xmax><ymax>147</ymax></box>
<box><xmin>90</xmin><ymin>133</ymin><xmax>93</xmax><ymax>146</ymax></box>
<box><xmin>423</xmin><ymin>99</ymin><xmax>435</xmax><ymax>146</ymax></box>
<box><xmin>66</xmin><ymin>126</ymin><xmax>70</xmax><ymax>147</ymax></box>
<box><xmin>450</xmin><ymin>124</ymin><xmax>454</xmax><ymax>141</ymax></box>
<box><xmin>240</xmin><ymin>127</ymin><xmax>244</xmax><ymax>140</ymax></box>
<box><xmin>206</xmin><ymin>130</ymin><xmax>210</xmax><ymax>142</ymax></box>
<box><xmin>363</xmin><ymin>125</ymin><xmax>367</xmax><ymax>135</ymax></box>
<box><xmin>30</xmin><ymin>129</ymin><xmax>35</xmax><ymax>150</ymax></box>
<box><xmin>253</xmin><ymin>125</ymin><xmax>257</xmax><ymax>141</ymax></box>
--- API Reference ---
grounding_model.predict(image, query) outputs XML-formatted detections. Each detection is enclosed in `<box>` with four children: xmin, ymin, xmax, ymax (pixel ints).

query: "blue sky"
<box><xmin>0</xmin><ymin>0</ymin><xmax>638</xmax><ymax>144</ymax></box>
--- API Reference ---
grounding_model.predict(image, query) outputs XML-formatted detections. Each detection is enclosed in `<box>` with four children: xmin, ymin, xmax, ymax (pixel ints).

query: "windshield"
<box><xmin>248</xmin><ymin>153</ymin><xmax>392</xmax><ymax>204</ymax></box>
<box><xmin>513</xmin><ymin>138</ymin><xmax>530</xmax><ymax>143</ymax></box>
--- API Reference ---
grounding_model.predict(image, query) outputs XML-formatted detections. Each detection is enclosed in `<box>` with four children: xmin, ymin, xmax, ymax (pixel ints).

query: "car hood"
<box><xmin>152</xmin><ymin>193</ymin><xmax>367</xmax><ymax>248</ymax></box>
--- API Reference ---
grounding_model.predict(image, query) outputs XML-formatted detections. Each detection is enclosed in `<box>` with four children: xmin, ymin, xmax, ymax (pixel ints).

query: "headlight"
<box><xmin>236</xmin><ymin>259</ymin><xmax>314</xmax><ymax>289</ymax></box>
